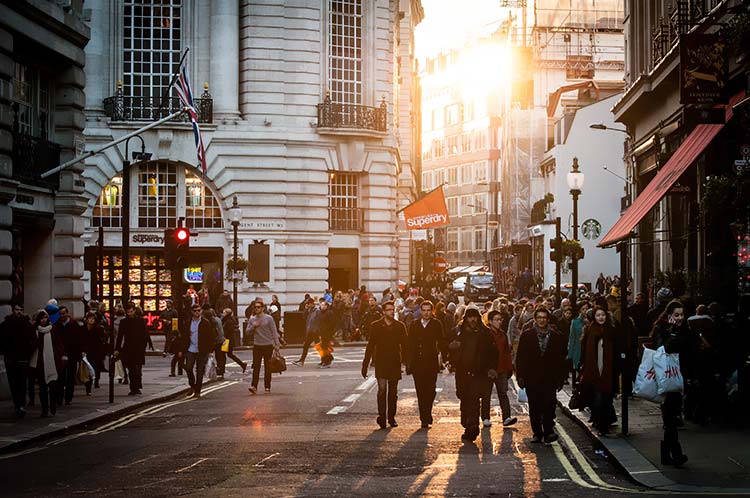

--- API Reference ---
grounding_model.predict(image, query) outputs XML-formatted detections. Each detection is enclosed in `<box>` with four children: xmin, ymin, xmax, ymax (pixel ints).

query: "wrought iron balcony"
<box><xmin>317</xmin><ymin>95</ymin><xmax>387</xmax><ymax>133</ymax></box>
<box><xmin>329</xmin><ymin>207</ymin><xmax>364</xmax><ymax>232</ymax></box>
<box><xmin>12</xmin><ymin>131</ymin><xmax>60</xmax><ymax>188</ymax></box>
<box><xmin>651</xmin><ymin>1</ymin><xmax>693</xmax><ymax>69</ymax></box>
<box><xmin>103</xmin><ymin>83</ymin><xmax>212</xmax><ymax>123</ymax></box>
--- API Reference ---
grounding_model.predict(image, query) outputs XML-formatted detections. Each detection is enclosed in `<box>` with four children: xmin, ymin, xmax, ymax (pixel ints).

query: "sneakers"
<box><xmin>248</xmin><ymin>386</ymin><xmax>257</xmax><ymax>395</ymax></box>
<box><xmin>421</xmin><ymin>422</ymin><xmax>431</xmax><ymax>429</ymax></box>
<box><xmin>217</xmin><ymin>375</ymin><xmax>224</xmax><ymax>381</ymax></box>
<box><xmin>186</xmin><ymin>390</ymin><xmax>194</xmax><ymax>399</ymax></box>
<box><xmin>543</xmin><ymin>433</ymin><xmax>559</xmax><ymax>444</ymax></box>
<box><xmin>292</xmin><ymin>360</ymin><xmax>304</xmax><ymax>367</ymax></box>
<box><xmin>482</xmin><ymin>419</ymin><xmax>492</xmax><ymax>428</ymax></box>
<box><xmin>265</xmin><ymin>388</ymin><xmax>271</xmax><ymax>393</ymax></box>
<box><xmin>319</xmin><ymin>363</ymin><xmax>331</xmax><ymax>369</ymax></box>
<box><xmin>169</xmin><ymin>373</ymin><xmax>176</xmax><ymax>377</ymax></box>
<box><xmin>502</xmin><ymin>417</ymin><xmax>518</xmax><ymax>427</ymax></box>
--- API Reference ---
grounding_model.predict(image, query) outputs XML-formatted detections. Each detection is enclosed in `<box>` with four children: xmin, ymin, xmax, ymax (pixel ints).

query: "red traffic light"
<box><xmin>175</xmin><ymin>228</ymin><xmax>189</xmax><ymax>241</ymax></box>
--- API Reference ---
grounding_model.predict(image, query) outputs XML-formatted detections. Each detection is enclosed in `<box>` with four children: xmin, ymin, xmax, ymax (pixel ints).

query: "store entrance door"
<box><xmin>328</xmin><ymin>248</ymin><xmax>358</xmax><ymax>292</ymax></box>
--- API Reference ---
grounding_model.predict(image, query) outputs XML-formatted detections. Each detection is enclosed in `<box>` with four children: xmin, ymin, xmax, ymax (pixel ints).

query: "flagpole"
<box><xmin>154</xmin><ymin>47</ymin><xmax>191</xmax><ymax>119</ymax></box>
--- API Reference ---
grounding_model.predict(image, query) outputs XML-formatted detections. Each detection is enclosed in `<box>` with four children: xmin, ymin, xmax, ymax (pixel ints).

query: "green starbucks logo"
<box><xmin>582</xmin><ymin>219</ymin><xmax>601</xmax><ymax>240</ymax></box>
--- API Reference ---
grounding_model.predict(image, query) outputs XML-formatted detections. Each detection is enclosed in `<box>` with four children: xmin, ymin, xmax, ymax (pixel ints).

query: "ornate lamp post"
<box><xmin>228</xmin><ymin>196</ymin><xmax>242</xmax><ymax>318</ymax></box>
<box><xmin>567</xmin><ymin>157</ymin><xmax>585</xmax><ymax>307</ymax></box>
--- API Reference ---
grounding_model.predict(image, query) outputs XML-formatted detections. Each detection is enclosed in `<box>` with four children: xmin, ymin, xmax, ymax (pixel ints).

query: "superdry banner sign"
<box><xmin>680</xmin><ymin>33</ymin><xmax>727</xmax><ymax>105</ymax></box>
<box><xmin>400</xmin><ymin>186</ymin><xmax>450</xmax><ymax>230</ymax></box>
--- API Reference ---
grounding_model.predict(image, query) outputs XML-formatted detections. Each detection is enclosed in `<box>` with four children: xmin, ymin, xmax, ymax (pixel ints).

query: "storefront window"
<box><xmin>92</xmin><ymin>176</ymin><xmax>123</xmax><ymax>228</ymax></box>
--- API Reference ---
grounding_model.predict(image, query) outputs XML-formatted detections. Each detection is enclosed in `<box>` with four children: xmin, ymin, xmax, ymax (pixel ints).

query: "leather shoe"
<box><xmin>388</xmin><ymin>419</ymin><xmax>398</xmax><ymax>428</ymax></box>
<box><xmin>377</xmin><ymin>417</ymin><xmax>386</xmax><ymax>429</ymax></box>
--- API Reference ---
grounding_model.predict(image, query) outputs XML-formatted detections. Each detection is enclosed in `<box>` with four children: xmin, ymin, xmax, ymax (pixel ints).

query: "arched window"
<box><xmin>92</xmin><ymin>162</ymin><xmax>223</xmax><ymax>229</ymax></box>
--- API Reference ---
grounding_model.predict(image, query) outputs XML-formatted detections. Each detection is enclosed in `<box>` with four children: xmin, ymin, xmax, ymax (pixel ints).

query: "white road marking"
<box><xmin>206</xmin><ymin>416</ymin><xmax>219</xmax><ymax>423</ymax></box>
<box><xmin>341</xmin><ymin>393</ymin><xmax>361</xmax><ymax>403</ymax></box>
<box><xmin>355</xmin><ymin>376</ymin><xmax>377</xmax><ymax>391</ymax></box>
<box><xmin>400</xmin><ymin>388</ymin><xmax>443</xmax><ymax>393</ymax></box>
<box><xmin>115</xmin><ymin>454</ymin><xmax>160</xmax><ymax>469</ymax></box>
<box><xmin>175</xmin><ymin>457</ymin><xmax>211</xmax><ymax>473</ymax></box>
<box><xmin>327</xmin><ymin>406</ymin><xmax>348</xmax><ymax>415</ymax></box>
<box><xmin>254</xmin><ymin>452</ymin><xmax>280</xmax><ymax>467</ymax></box>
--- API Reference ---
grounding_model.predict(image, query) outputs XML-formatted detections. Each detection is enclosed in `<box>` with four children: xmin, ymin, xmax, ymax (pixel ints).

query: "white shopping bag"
<box><xmin>653</xmin><ymin>346</ymin><xmax>684</xmax><ymax>395</ymax></box>
<box><xmin>633</xmin><ymin>347</ymin><xmax>663</xmax><ymax>403</ymax></box>
<box><xmin>518</xmin><ymin>388</ymin><xmax>528</xmax><ymax>403</ymax></box>
<box><xmin>82</xmin><ymin>355</ymin><xmax>96</xmax><ymax>380</ymax></box>
<box><xmin>205</xmin><ymin>354</ymin><xmax>218</xmax><ymax>381</ymax></box>
<box><xmin>114</xmin><ymin>359</ymin><xmax>125</xmax><ymax>381</ymax></box>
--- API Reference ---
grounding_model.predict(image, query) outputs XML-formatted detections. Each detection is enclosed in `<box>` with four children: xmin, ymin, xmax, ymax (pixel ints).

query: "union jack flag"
<box><xmin>174</xmin><ymin>62</ymin><xmax>207</xmax><ymax>175</ymax></box>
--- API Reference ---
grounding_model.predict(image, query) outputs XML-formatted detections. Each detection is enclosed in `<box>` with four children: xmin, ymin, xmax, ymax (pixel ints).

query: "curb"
<box><xmin>144</xmin><ymin>342</ymin><xmax>367</xmax><ymax>356</ymax></box>
<box><xmin>0</xmin><ymin>383</ymin><xmax>198</xmax><ymax>455</ymax></box>
<box><xmin>556</xmin><ymin>390</ymin><xmax>750</xmax><ymax>494</ymax></box>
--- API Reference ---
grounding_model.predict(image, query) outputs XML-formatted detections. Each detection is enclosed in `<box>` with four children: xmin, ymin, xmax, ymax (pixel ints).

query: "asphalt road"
<box><xmin>0</xmin><ymin>347</ymin><xmax>710</xmax><ymax>497</ymax></box>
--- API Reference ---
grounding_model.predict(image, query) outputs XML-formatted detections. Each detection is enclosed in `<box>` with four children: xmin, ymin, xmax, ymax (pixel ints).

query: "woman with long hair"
<box><xmin>579</xmin><ymin>306</ymin><xmax>618</xmax><ymax>435</ymax></box>
<box><xmin>650</xmin><ymin>300</ymin><xmax>690</xmax><ymax>466</ymax></box>
<box><xmin>29</xmin><ymin>311</ymin><xmax>63</xmax><ymax>417</ymax></box>
<box><xmin>81</xmin><ymin>311</ymin><xmax>106</xmax><ymax>393</ymax></box>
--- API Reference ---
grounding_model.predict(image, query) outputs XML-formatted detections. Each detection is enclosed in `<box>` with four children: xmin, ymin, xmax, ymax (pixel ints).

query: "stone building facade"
<box><xmin>0</xmin><ymin>0</ymin><xmax>90</xmax><ymax>317</ymax></box>
<box><xmin>81</xmin><ymin>0</ymin><xmax>422</xmax><ymax>322</ymax></box>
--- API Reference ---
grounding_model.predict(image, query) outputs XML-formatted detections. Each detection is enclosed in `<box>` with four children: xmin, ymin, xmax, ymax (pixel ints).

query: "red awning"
<box><xmin>599</xmin><ymin>96</ymin><xmax>741</xmax><ymax>248</ymax></box>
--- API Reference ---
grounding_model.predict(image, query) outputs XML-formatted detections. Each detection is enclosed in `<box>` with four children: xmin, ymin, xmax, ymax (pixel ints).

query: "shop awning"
<box><xmin>599</xmin><ymin>96</ymin><xmax>740</xmax><ymax>248</ymax></box>
<box><xmin>463</xmin><ymin>265</ymin><xmax>487</xmax><ymax>273</ymax></box>
<box><xmin>448</xmin><ymin>265</ymin><xmax>470</xmax><ymax>274</ymax></box>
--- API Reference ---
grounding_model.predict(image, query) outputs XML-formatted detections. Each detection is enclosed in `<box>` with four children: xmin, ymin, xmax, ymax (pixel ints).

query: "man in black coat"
<box><xmin>448</xmin><ymin>307</ymin><xmax>498</xmax><ymax>442</ymax></box>
<box><xmin>179</xmin><ymin>303</ymin><xmax>218</xmax><ymax>398</ymax></box>
<box><xmin>0</xmin><ymin>305</ymin><xmax>35</xmax><ymax>417</ymax></box>
<box><xmin>407</xmin><ymin>300</ymin><xmax>447</xmax><ymax>429</ymax></box>
<box><xmin>53</xmin><ymin>306</ymin><xmax>82</xmax><ymax>405</ymax></box>
<box><xmin>516</xmin><ymin>306</ymin><xmax>567</xmax><ymax>443</ymax></box>
<box><xmin>362</xmin><ymin>301</ymin><xmax>407</xmax><ymax>429</ymax></box>
<box><xmin>115</xmin><ymin>303</ymin><xmax>148</xmax><ymax>395</ymax></box>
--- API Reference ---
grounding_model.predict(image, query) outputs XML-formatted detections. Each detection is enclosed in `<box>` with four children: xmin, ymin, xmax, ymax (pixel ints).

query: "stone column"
<box><xmin>84</xmin><ymin>0</ymin><xmax>111</xmax><ymax>115</ymax></box>
<box><xmin>53</xmin><ymin>65</ymin><xmax>88</xmax><ymax>318</ymax></box>
<box><xmin>0</xmin><ymin>28</ymin><xmax>15</xmax><ymax>317</ymax></box>
<box><xmin>210</xmin><ymin>0</ymin><xmax>240</xmax><ymax>119</ymax></box>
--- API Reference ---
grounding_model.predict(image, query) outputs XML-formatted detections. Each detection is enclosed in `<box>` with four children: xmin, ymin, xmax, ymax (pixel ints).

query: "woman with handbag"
<box><xmin>81</xmin><ymin>312</ymin><xmax>106</xmax><ymax>393</ymax></box>
<box><xmin>579</xmin><ymin>306</ymin><xmax>619</xmax><ymax>436</ymax></box>
<box><xmin>650</xmin><ymin>300</ymin><xmax>690</xmax><ymax>466</ymax></box>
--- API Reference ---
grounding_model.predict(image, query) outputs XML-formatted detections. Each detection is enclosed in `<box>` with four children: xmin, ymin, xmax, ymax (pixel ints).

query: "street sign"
<box><xmin>434</xmin><ymin>256</ymin><xmax>448</xmax><ymax>273</ymax></box>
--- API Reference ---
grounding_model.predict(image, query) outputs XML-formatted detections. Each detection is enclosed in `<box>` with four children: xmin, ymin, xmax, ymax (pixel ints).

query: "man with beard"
<box><xmin>516</xmin><ymin>306</ymin><xmax>567</xmax><ymax>443</ymax></box>
<box><xmin>362</xmin><ymin>301</ymin><xmax>407</xmax><ymax>428</ymax></box>
<box><xmin>448</xmin><ymin>307</ymin><xmax>498</xmax><ymax>442</ymax></box>
<box><xmin>406</xmin><ymin>300</ymin><xmax>447</xmax><ymax>429</ymax></box>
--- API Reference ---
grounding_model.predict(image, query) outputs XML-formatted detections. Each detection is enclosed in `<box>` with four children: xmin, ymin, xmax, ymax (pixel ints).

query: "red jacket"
<box><xmin>492</xmin><ymin>328</ymin><xmax>513</xmax><ymax>375</ymax></box>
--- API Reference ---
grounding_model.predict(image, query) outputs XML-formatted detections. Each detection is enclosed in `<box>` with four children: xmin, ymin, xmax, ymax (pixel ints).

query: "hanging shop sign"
<box><xmin>680</xmin><ymin>33</ymin><xmax>728</xmax><ymax>105</ymax></box>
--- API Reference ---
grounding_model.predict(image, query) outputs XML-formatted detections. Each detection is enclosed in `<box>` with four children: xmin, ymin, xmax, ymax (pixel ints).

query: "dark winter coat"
<box><xmin>53</xmin><ymin>318</ymin><xmax>82</xmax><ymax>362</ymax></box>
<box><xmin>222</xmin><ymin>314</ymin><xmax>241</xmax><ymax>348</ymax></box>
<box><xmin>516</xmin><ymin>325</ymin><xmax>567</xmax><ymax>390</ymax></box>
<box><xmin>81</xmin><ymin>324</ymin><xmax>107</xmax><ymax>363</ymax></box>
<box><xmin>449</xmin><ymin>321</ymin><xmax>498</xmax><ymax>377</ymax></box>
<box><xmin>116</xmin><ymin>316</ymin><xmax>148</xmax><ymax>365</ymax></box>
<box><xmin>0</xmin><ymin>313</ymin><xmax>35</xmax><ymax>363</ymax></box>
<box><xmin>362</xmin><ymin>317</ymin><xmax>407</xmax><ymax>380</ymax></box>
<box><xmin>406</xmin><ymin>318</ymin><xmax>447</xmax><ymax>375</ymax></box>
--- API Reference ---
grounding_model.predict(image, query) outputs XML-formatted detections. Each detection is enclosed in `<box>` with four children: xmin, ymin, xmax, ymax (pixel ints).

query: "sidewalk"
<box><xmin>0</xmin><ymin>351</ymin><xmax>252</xmax><ymax>453</ymax></box>
<box><xmin>558</xmin><ymin>384</ymin><xmax>750</xmax><ymax>492</ymax></box>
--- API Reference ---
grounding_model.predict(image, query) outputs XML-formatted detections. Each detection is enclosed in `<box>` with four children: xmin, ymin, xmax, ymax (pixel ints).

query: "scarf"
<box><xmin>581</xmin><ymin>322</ymin><xmax>614</xmax><ymax>393</ymax></box>
<box><xmin>29</xmin><ymin>325</ymin><xmax>58</xmax><ymax>385</ymax></box>
<box><xmin>534</xmin><ymin>325</ymin><xmax>550</xmax><ymax>355</ymax></box>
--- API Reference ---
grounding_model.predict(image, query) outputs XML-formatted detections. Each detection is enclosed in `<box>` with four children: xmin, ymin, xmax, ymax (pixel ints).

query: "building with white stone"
<box><xmin>80</xmin><ymin>0</ymin><xmax>423</xmax><ymax>328</ymax></box>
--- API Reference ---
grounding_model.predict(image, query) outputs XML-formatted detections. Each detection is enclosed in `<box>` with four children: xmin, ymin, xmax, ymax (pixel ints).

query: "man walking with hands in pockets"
<box><xmin>247</xmin><ymin>299</ymin><xmax>281</xmax><ymax>394</ymax></box>
<box><xmin>407</xmin><ymin>300</ymin><xmax>447</xmax><ymax>429</ymax></box>
<box><xmin>361</xmin><ymin>301</ymin><xmax>407</xmax><ymax>429</ymax></box>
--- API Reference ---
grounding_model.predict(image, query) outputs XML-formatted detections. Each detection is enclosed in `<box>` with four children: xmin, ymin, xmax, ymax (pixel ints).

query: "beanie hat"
<box><xmin>447</xmin><ymin>302</ymin><xmax>457</xmax><ymax>312</ymax></box>
<box><xmin>656</xmin><ymin>287</ymin><xmax>673</xmax><ymax>302</ymax></box>
<box><xmin>464</xmin><ymin>307</ymin><xmax>481</xmax><ymax>319</ymax></box>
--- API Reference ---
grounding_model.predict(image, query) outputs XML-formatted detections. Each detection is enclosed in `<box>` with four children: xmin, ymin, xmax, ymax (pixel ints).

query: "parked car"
<box><xmin>548</xmin><ymin>283</ymin><xmax>588</xmax><ymax>295</ymax></box>
<box><xmin>464</xmin><ymin>271</ymin><xmax>499</xmax><ymax>303</ymax></box>
<box><xmin>452</xmin><ymin>276</ymin><xmax>466</xmax><ymax>295</ymax></box>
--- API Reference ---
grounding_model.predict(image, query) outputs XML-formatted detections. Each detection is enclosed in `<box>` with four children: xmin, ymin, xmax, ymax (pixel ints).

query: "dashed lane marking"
<box><xmin>175</xmin><ymin>457</ymin><xmax>212</xmax><ymax>473</ymax></box>
<box><xmin>254</xmin><ymin>452</ymin><xmax>280</xmax><ymax>467</ymax></box>
<box><xmin>341</xmin><ymin>393</ymin><xmax>362</xmax><ymax>403</ymax></box>
<box><xmin>326</xmin><ymin>406</ymin><xmax>347</xmax><ymax>415</ymax></box>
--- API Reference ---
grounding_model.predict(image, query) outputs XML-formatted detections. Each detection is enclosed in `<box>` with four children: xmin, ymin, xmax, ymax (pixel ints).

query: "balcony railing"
<box><xmin>651</xmin><ymin>1</ymin><xmax>700</xmax><ymax>69</ymax></box>
<box><xmin>103</xmin><ymin>84</ymin><xmax>212</xmax><ymax>123</ymax></box>
<box><xmin>317</xmin><ymin>95</ymin><xmax>387</xmax><ymax>133</ymax></box>
<box><xmin>329</xmin><ymin>207</ymin><xmax>364</xmax><ymax>232</ymax></box>
<box><xmin>12</xmin><ymin>131</ymin><xmax>61</xmax><ymax>188</ymax></box>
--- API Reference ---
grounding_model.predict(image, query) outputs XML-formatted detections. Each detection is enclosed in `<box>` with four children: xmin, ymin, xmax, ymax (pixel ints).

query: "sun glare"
<box><xmin>457</xmin><ymin>42</ymin><xmax>513</xmax><ymax>100</ymax></box>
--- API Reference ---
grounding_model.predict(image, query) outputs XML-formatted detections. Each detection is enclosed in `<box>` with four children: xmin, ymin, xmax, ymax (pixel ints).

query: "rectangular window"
<box><xmin>460</xmin><ymin>163</ymin><xmax>474</xmax><ymax>185</ymax></box>
<box><xmin>185</xmin><ymin>171</ymin><xmax>223</xmax><ymax>229</ymax></box>
<box><xmin>461</xmin><ymin>133</ymin><xmax>471</xmax><ymax>153</ymax></box>
<box><xmin>329</xmin><ymin>172</ymin><xmax>361</xmax><ymax>231</ymax></box>
<box><xmin>460</xmin><ymin>227</ymin><xmax>473</xmax><ymax>253</ymax></box>
<box><xmin>421</xmin><ymin>171</ymin><xmax>431</xmax><ymax>190</ymax></box>
<box><xmin>473</xmin><ymin>192</ymin><xmax>487</xmax><ymax>213</ymax></box>
<box><xmin>328</xmin><ymin>0</ymin><xmax>362</xmax><ymax>106</ymax></box>
<box><xmin>447</xmin><ymin>227</ymin><xmax>458</xmax><ymax>252</ymax></box>
<box><xmin>445</xmin><ymin>104</ymin><xmax>460</xmax><ymax>126</ymax></box>
<box><xmin>475</xmin><ymin>227</ymin><xmax>485</xmax><ymax>253</ymax></box>
<box><xmin>435</xmin><ymin>169</ymin><xmax>445</xmax><ymax>187</ymax></box>
<box><xmin>459</xmin><ymin>195</ymin><xmax>472</xmax><ymax>217</ymax></box>
<box><xmin>123</xmin><ymin>0</ymin><xmax>182</xmax><ymax>116</ymax></box>
<box><xmin>446</xmin><ymin>196</ymin><xmax>458</xmax><ymax>217</ymax></box>
<box><xmin>137</xmin><ymin>162</ymin><xmax>178</xmax><ymax>228</ymax></box>
<box><xmin>447</xmin><ymin>166</ymin><xmax>458</xmax><ymax>186</ymax></box>
<box><xmin>446</xmin><ymin>135</ymin><xmax>458</xmax><ymax>156</ymax></box>
<box><xmin>474</xmin><ymin>161</ymin><xmax>488</xmax><ymax>183</ymax></box>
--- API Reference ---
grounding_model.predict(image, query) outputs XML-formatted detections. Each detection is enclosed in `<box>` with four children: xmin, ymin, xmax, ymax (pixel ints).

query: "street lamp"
<box><xmin>228</xmin><ymin>195</ymin><xmax>242</xmax><ymax>318</ymax></box>
<box><xmin>566</xmin><ymin>157</ymin><xmax>584</xmax><ymax>307</ymax></box>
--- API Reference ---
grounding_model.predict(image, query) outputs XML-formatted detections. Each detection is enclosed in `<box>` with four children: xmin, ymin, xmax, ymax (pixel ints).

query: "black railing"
<box><xmin>651</xmin><ymin>1</ymin><xmax>697</xmax><ymax>68</ymax></box>
<box><xmin>104</xmin><ymin>86</ymin><xmax>212</xmax><ymax>123</ymax></box>
<box><xmin>329</xmin><ymin>207</ymin><xmax>364</xmax><ymax>232</ymax></box>
<box><xmin>12</xmin><ymin>131</ymin><xmax>61</xmax><ymax>188</ymax></box>
<box><xmin>317</xmin><ymin>95</ymin><xmax>387</xmax><ymax>132</ymax></box>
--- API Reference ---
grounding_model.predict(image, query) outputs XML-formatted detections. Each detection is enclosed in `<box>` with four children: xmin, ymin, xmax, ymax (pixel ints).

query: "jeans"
<box><xmin>171</xmin><ymin>354</ymin><xmax>185</xmax><ymax>375</ymax></box>
<box><xmin>377</xmin><ymin>378</ymin><xmax>399</xmax><ymax>421</ymax></box>
<box><xmin>413</xmin><ymin>371</ymin><xmax>438</xmax><ymax>424</ymax></box>
<box><xmin>298</xmin><ymin>333</ymin><xmax>318</xmax><ymax>363</ymax></box>
<box><xmin>6</xmin><ymin>360</ymin><xmax>29</xmax><ymax>410</ymax></box>
<box><xmin>127</xmin><ymin>362</ymin><xmax>143</xmax><ymax>392</ymax></box>
<box><xmin>482</xmin><ymin>373</ymin><xmax>511</xmax><ymax>421</ymax></box>
<box><xmin>214</xmin><ymin>346</ymin><xmax>227</xmax><ymax>376</ymax></box>
<box><xmin>252</xmin><ymin>345</ymin><xmax>274</xmax><ymax>389</ymax></box>
<box><xmin>456</xmin><ymin>373</ymin><xmax>483</xmax><ymax>436</ymax></box>
<box><xmin>186</xmin><ymin>352</ymin><xmax>209</xmax><ymax>394</ymax></box>
<box><xmin>527</xmin><ymin>385</ymin><xmax>558</xmax><ymax>437</ymax></box>
<box><xmin>662</xmin><ymin>392</ymin><xmax>683</xmax><ymax>444</ymax></box>
<box><xmin>60</xmin><ymin>360</ymin><xmax>78</xmax><ymax>404</ymax></box>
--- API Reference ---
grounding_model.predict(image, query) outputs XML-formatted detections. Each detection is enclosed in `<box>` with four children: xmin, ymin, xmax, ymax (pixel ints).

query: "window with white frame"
<box><xmin>459</xmin><ymin>195</ymin><xmax>472</xmax><ymax>217</ymax></box>
<box><xmin>185</xmin><ymin>171</ymin><xmax>223</xmax><ymax>229</ymax></box>
<box><xmin>474</xmin><ymin>161</ymin><xmax>488</xmax><ymax>183</ymax></box>
<box><xmin>460</xmin><ymin>227</ymin><xmax>473</xmax><ymax>253</ymax></box>
<box><xmin>447</xmin><ymin>228</ymin><xmax>458</xmax><ymax>252</ymax></box>
<box><xmin>138</xmin><ymin>162</ymin><xmax>178</xmax><ymax>228</ymax></box>
<box><xmin>475</xmin><ymin>227</ymin><xmax>485</xmax><ymax>253</ymax></box>
<box><xmin>12</xmin><ymin>63</ymin><xmax>51</xmax><ymax>138</ymax></box>
<box><xmin>123</xmin><ymin>0</ymin><xmax>182</xmax><ymax>111</ymax></box>
<box><xmin>447</xmin><ymin>166</ymin><xmax>458</xmax><ymax>186</ymax></box>
<box><xmin>473</xmin><ymin>192</ymin><xmax>487</xmax><ymax>213</ymax></box>
<box><xmin>474</xmin><ymin>129</ymin><xmax>487</xmax><ymax>150</ymax></box>
<box><xmin>461</xmin><ymin>133</ymin><xmax>471</xmax><ymax>153</ymax></box>
<box><xmin>445</xmin><ymin>104</ymin><xmax>460</xmax><ymax>126</ymax></box>
<box><xmin>328</xmin><ymin>172</ymin><xmax>361</xmax><ymax>231</ymax></box>
<box><xmin>421</xmin><ymin>171</ymin><xmax>432</xmax><ymax>190</ymax></box>
<box><xmin>460</xmin><ymin>163</ymin><xmax>473</xmax><ymax>185</ymax></box>
<box><xmin>93</xmin><ymin>176</ymin><xmax>123</xmax><ymax>228</ymax></box>
<box><xmin>446</xmin><ymin>197</ymin><xmax>458</xmax><ymax>217</ymax></box>
<box><xmin>446</xmin><ymin>135</ymin><xmax>459</xmax><ymax>155</ymax></box>
<box><xmin>328</xmin><ymin>0</ymin><xmax>362</xmax><ymax>106</ymax></box>
<box><xmin>435</xmin><ymin>169</ymin><xmax>445</xmax><ymax>187</ymax></box>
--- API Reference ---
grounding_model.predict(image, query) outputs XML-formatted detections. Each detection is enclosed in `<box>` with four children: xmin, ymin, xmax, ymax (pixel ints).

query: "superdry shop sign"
<box><xmin>400</xmin><ymin>186</ymin><xmax>450</xmax><ymax>230</ymax></box>
<box><xmin>132</xmin><ymin>234</ymin><xmax>164</xmax><ymax>246</ymax></box>
<box><xmin>680</xmin><ymin>33</ymin><xmax>727</xmax><ymax>105</ymax></box>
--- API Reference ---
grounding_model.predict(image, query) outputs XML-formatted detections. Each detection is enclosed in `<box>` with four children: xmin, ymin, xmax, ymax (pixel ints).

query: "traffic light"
<box><xmin>164</xmin><ymin>227</ymin><xmax>191</xmax><ymax>268</ymax></box>
<box><xmin>549</xmin><ymin>237</ymin><xmax>562</xmax><ymax>263</ymax></box>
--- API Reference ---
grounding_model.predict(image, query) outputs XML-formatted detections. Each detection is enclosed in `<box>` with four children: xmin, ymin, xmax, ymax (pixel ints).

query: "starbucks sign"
<box><xmin>582</xmin><ymin>219</ymin><xmax>601</xmax><ymax>240</ymax></box>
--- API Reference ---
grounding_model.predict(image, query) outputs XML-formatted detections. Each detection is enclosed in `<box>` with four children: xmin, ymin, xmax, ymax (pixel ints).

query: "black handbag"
<box><xmin>568</xmin><ymin>382</ymin><xmax>592</xmax><ymax>411</ymax></box>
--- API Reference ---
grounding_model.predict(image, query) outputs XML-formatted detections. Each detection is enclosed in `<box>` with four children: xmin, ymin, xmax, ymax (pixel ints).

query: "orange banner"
<box><xmin>402</xmin><ymin>186</ymin><xmax>450</xmax><ymax>230</ymax></box>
